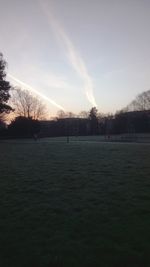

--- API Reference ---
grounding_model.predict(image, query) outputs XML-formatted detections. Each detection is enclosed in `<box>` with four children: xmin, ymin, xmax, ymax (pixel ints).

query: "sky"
<box><xmin>1</xmin><ymin>0</ymin><xmax>150</xmax><ymax>116</ymax></box>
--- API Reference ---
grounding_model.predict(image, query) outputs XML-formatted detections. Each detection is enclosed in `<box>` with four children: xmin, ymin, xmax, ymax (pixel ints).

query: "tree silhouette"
<box><xmin>0</xmin><ymin>53</ymin><xmax>13</xmax><ymax>114</ymax></box>
<box><xmin>126</xmin><ymin>90</ymin><xmax>150</xmax><ymax>111</ymax></box>
<box><xmin>89</xmin><ymin>107</ymin><xmax>98</xmax><ymax>135</ymax></box>
<box><xmin>11</xmin><ymin>87</ymin><xmax>47</xmax><ymax>120</ymax></box>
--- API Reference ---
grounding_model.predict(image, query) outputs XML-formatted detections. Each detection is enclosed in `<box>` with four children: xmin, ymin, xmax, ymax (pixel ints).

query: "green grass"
<box><xmin>0</xmin><ymin>139</ymin><xmax>150</xmax><ymax>267</ymax></box>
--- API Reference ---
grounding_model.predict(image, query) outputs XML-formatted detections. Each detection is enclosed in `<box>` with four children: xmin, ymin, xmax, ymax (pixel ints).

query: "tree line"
<box><xmin>0</xmin><ymin>52</ymin><xmax>150</xmax><ymax>139</ymax></box>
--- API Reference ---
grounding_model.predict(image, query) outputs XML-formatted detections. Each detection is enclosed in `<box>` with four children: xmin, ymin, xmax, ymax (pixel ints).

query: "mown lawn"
<box><xmin>0</xmin><ymin>139</ymin><xmax>150</xmax><ymax>267</ymax></box>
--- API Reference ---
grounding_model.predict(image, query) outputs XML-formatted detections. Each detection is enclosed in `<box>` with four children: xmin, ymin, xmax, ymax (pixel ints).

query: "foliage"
<box><xmin>89</xmin><ymin>107</ymin><xmax>98</xmax><ymax>135</ymax></box>
<box><xmin>0</xmin><ymin>53</ymin><xmax>13</xmax><ymax>114</ymax></box>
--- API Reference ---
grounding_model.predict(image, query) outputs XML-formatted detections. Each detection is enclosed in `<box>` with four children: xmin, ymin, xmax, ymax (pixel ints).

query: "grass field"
<box><xmin>0</xmin><ymin>138</ymin><xmax>150</xmax><ymax>267</ymax></box>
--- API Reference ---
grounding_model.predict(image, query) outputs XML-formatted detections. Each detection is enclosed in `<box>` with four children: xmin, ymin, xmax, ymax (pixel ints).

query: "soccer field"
<box><xmin>0</xmin><ymin>139</ymin><xmax>150</xmax><ymax>267</ymax></box>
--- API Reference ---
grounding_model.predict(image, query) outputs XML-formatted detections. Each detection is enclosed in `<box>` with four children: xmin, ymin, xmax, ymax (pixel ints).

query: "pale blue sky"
<box><xmin>1</xmin><ymin>0</ymin><xmax>150</xmax><ymax>115</ymax></box>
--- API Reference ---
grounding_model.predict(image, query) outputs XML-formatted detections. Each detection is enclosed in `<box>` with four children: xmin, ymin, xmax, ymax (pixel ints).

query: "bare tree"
<box><xmin>10</xmin><ymin>87</ymin><xmax>47</xmax><ymax>120</ymax></box>
<box><xmin>78</xmin><ymin>111</ymin><xmax>89</xmax><ymax>118</ymax></box>
<box><xmin>66</xmin><ymin>112</ymin><xmax>76</xmax><ymax>118</ymax></box>
<box><xmin>127</xmin><ymin>90</ymin><xmax>150</xmax><ymax>111</ymax></box>
<box><xmin>57</xmin><ymin>110</ymin><xmax>76</xmax><ymax>119</ymax></box>
<box><xmin>57</xmin><ymin>110</ymin><xmax>67</xmax><ymax>119</ymax></box>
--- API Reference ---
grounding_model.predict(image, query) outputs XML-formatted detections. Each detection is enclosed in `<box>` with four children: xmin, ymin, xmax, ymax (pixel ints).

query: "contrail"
<box><xmin>39</xmin><ymin>0</ymin><xmax>97</xmax><ymax>107</ymax></box>
<box><xmin>8</xmin><ymin>74</ymin><xmax>65</xmax><ymax>111</ymax></box>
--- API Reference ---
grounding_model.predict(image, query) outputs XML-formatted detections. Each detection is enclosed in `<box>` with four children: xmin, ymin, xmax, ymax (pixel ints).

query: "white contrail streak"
<box><xmin>39</xmin><ymin>1</ymin><xmax>97</xmax><ymax>107</ymax></box>
<box><xmin>8</xmin><ymin>74</ymin><xmax>65</xmax><ymax>111</ymax></box>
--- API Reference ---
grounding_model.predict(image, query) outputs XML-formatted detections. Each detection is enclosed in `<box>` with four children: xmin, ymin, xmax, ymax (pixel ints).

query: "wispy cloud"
<box><xmin>30</xmin><ymin>67</ymin><xmax>77</xmax><ymax>91</ymax></box>
<box><xmin>39</xmin><ymin>0</ymin><xmax>97</xmax><ymax>107</ymax></box>
<box><xmin>8</xmin><ymin>74</ymin><xmax>65</xmax><ymax>111</ymax></box>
